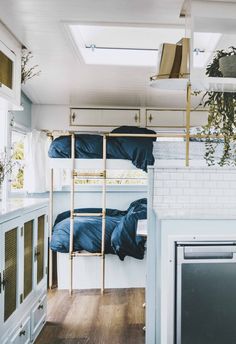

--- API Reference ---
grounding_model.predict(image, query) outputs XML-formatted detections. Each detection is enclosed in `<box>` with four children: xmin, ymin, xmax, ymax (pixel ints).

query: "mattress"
<box><xmin>50</xmin><ymin>198</ymin><xmax>147</xmax><ymax>261</ymax></box>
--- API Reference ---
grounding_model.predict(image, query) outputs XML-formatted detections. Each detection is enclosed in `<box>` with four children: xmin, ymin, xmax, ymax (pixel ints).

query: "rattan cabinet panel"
<box><xmin>4</xmin><ymin>227</ymin><xmax>17</xmax><ymax>322</ymax></box>
<box><xmin>24</xmin><ymin>220</ymin><xmax>33</xmax><ymax>299</ymax></box>
<box><xmin>37</xmin><ymin>215</ymin><xmax>45</xmax><ymax>284</ymax></box>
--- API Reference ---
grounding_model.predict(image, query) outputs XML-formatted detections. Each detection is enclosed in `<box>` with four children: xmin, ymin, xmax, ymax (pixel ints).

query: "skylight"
<box><xmin>68</xmin><ymin>24</ymin><xmax>185</xmax><ymax>67</ymax></box>
<box><xmin>193</xmin><ymin>32</ymin><xmax>221</xmax><ymax>68</ymax></box>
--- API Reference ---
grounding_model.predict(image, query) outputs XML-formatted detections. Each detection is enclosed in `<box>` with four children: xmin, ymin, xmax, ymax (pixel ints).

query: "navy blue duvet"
<box><xmin>50</xmin><ymin>198</ymin><xmax>147</xmax><ymax>260</ymax></box>
<box><xmin>48</xmin><ymin>126</ymin><xmax>156</xmax><ymax>171</ymax></box>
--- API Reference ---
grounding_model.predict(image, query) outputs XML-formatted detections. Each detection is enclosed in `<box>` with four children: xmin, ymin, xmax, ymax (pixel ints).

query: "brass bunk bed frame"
<box><xmin>48</xmin><ymin>83</ymin><xmax>217</xmax><ymax>295</ymax></box>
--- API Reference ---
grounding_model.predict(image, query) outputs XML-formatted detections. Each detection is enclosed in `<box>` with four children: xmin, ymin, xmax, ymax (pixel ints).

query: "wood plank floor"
<box><xmin>35</xmin><ymin>288</ymin><xmax>145</xmax><ymax>344</ymax></box>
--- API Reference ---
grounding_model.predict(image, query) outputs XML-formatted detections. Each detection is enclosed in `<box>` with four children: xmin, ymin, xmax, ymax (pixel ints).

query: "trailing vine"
<box><xmin>202</xmin><ymin>47</ymin><xmax>236</xmax><ymax>166</ymax></box>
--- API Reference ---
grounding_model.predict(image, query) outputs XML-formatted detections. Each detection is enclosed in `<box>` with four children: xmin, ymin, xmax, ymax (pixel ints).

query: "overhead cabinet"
<box><xmin>70</xmin><ymin>108</ymin><xmax>141</xmax><ymax>127</ymax></box>
<box><xmin>146</xmin><ymin>109</ymin><xmax>185</xmax><ymax>128</ymax></box>
<box><xmin>0</xmin><ymin>22</ymin><xmax>22</xmax><ymax>108</ymax></box>
<box><xmin>146</xmin><ymin>109</ymin><xmax>208</xmax><ymax>128</ymax></box>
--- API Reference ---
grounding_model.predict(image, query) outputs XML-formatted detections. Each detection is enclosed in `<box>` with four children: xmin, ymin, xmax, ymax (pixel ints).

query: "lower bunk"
<box><xmin>57</xmin><ymin>253</ymin><xmax>146</xmax><ymax>289</ymax></box>
<box><xmin>50</xmin><ymin>198</ymin><xmax>147</xmax><ymax>289</ymax></box>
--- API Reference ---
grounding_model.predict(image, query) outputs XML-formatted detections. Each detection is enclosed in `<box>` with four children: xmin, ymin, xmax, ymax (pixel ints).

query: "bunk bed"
<box><xmin>48</xmin><ymin>120</ymin><xmax>227</xmax><ymax>294</ymax></box>
<box><xmin>48</xmin><ymin>126</ymin><xmax>157</xmax><ymax>294</ymax></box>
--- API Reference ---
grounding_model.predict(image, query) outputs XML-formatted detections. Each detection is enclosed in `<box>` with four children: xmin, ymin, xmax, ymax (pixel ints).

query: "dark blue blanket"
<box><xmin>50</xmin><ymin>198</ymin><xmax>147</xmax><ymax>260</ymax></box>
<box><xmin>48</xmin><ymin>126</ymin><xmax>156</xmax><ymax>171</ymax></box>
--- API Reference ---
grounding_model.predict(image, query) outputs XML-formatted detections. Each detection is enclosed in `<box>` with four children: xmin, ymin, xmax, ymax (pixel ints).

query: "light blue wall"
<box><xmin>12</xmin><ymin>92</ymin><xmax>32</xmax><ymax>128</ymax></box>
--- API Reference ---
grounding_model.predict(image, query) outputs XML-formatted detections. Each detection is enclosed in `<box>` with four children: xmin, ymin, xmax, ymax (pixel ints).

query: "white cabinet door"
<box><xmin>146</xmin><ymin>109</ymin><xmax>185</xmax><ymax>128</ymax></box>
<box><xmin>146</xmin><ymin>109</ymin><xmax>208</xmax><ymax>128</ymax></box>
<box><xmin>0</xmin><ymin>24</ymin><xmax>21</xmax><ymax>108</ymax></box>
<box><xmin>22</xmin><ymin>214</ymin><xmax>35</xmax><ymax>301</ymax></box>
<box><xmin>31</xmin><ymin>209</ymin><xmax>48</xmax><ymax>289</ymax></box>
<box><xmin>184</xmin><ymin>110</ymin><xmax>208</xmax><ymax>127</ymax></box>
<box><xmin>70</xmin><ymin>108</ymin><xmax>141</xmax><ymax>127</ymax></box>
<box><xmin>31</xmin><ymin>295</ymin><xmax>47</xmax><ymax>342</ymax></box>
<box><xmin>9</xmin><ymin>316</ymin><xmax>31</xmax><ymax>344</ymax></box>
<box><xmin>0</xmin><ymin>40</ymin><xmax>16</xmax><ymax>101</ymax></box>
<box><xmin>0</xmin><ymin>217</ymin><xmax>20</xmax><ymax>326</ymax></box>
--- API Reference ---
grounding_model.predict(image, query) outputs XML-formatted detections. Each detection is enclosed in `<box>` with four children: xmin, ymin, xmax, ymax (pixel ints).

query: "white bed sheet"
<box><xmin>49</xmin><ymin>158</ymin><xmax>139</xmax><ymax>170</ymax></box>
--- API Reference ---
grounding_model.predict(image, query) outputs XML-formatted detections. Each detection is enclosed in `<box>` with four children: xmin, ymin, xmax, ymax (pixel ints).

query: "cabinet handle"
<box><xmin>38</xmin><ymin>304</ymin><xmax>44</xmax><ymax>310</ymax></box>
<box><xmin>19</xmin><ymin>330</ymin><xmax>26</xmax><ymax>337</ymax></box>
<box><xmin>71</xmin><ymin>112</ymin><xmax>76</xmax><ymax>123</ymax></box>
<box><xmin>134</xmin><ymin>113</ymin><xmax>139</xmax><ymax>123</ymax></box>
<box><xmin>148</xmin><ymin>114</ymin><xmax>153</xmax><ymax>123</ymax></box>
<box><xmin>0</xmin><ymin>271</ymin><xmax>6</xmax><ymax>292</ymax></box>
<box><xmin>34</xmin><ymin>247</ymin><xmax>40</xmax><ymax>259</ymax></box>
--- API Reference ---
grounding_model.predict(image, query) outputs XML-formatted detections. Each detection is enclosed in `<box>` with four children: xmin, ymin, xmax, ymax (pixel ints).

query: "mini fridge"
<box><xmin>176</xmin><ymin>242</ymin><xmax>236</xmax><ymax>344</ymax></box>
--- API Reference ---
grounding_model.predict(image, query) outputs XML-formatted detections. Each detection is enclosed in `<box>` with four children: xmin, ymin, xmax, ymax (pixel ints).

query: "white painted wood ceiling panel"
<box><xmin>0</xmin><ymin>0</ymin><xmax>190</xmax><ymax>107</ymax></box>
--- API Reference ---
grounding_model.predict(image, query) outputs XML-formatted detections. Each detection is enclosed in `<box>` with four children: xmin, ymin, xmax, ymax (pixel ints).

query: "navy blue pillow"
<box><xmin>111</xmin><ymin>126</ymin><xmax>156</xmax><ymax>141</ymax></box>
<box><xmin>111</xmin><ymin>126</ymin><xmax>156</xmax><ymax>171</ymax></box>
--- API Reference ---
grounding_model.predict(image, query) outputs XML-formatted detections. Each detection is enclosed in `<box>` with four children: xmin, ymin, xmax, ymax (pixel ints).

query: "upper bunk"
<box><xmin>47</xmin><ymin>126</ymin><xmax>230</xmax><ymax>170</ymax></box>
<box><xmin>48</xmin><ymin>126</ymin><xmax>157</xmax><ymax>171</ymax></box>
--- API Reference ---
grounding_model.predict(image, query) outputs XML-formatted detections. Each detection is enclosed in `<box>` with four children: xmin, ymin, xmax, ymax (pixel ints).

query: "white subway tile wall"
<box><xmin>152</xmin><ymin>167</ymin><xmax>236</xmax><ymax>216</ymax></box>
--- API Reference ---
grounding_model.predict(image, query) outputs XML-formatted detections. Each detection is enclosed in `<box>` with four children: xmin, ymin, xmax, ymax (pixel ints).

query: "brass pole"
<box><xmin>49</xmin><ymin>167</ymin><xmax>53</xmax><ymax>289</ymax></box>
<box><xmin>69</xmin><ymin>133</ymin><xmax>75</xmax><ymax>295</ymax></box>
<box><xmin>101</xmin><ymin>134</ymin><xmax>107</xmax><ymax>294</ymax></box>
<box><xmin>186</xmin><ymin>83</ymin><xmax>191</xmax><ymax>167</ymax></box>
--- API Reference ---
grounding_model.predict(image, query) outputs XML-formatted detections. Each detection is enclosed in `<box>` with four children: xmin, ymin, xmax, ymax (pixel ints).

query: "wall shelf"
<box><xmin>150</xmin><ymin>77</ymin><xmax>236</xmax><ymax>93</ymax></box>
<box><xmin>193</xmin><ymin>77</ymin><xmax>236</xmax><ymax>93</ymax></box>
<box><xmin>150</xmin><ymin>79</ymin><xmax>189</xmax><ymax>91</ymax></box>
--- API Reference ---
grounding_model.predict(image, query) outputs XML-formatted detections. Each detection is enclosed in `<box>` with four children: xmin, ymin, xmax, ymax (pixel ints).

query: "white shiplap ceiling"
<box><xmin>0</xmin><ymin>0</ymin><xmax>199</xmax><ymax>107</ymax></box>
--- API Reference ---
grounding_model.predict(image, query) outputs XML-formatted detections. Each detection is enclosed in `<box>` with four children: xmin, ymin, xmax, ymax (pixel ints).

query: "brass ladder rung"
<box><xmin>69</xmin><ymin>133</ymin><xmax>107</xmax><ymax>296</ymax></box>
<box><xmin>71</xmin><ymin>252</ymin><xmax>103</xmax><ymax>257</ymax></box>
<box><xmin>73</xmin><ymin>212</ymin><xmax>103</xmax><ymax>217</ymax></box>
<box><xmin>73</xmin><ymin>171</ymin><xmax>105</xmax><ymax>178</ymax></box>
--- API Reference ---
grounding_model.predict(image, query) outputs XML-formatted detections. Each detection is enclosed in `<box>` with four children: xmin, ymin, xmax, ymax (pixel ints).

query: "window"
<box><xmin>76</xmin><ymin>170</ymin><xmax>147</xmax><ymax>185</ymax></box>
<box><xmin>68</xmin><ymin>24</ymin><xmax>185</xmax><ymax>66</ymax></box>
<box><xmin>11</xmin><ymin>130</ymin><xmax>26</xmax><ymax>191</ymax></box>
<box><xmin>62</xmin><ymin>169</ymin><xmax>147</xmax><ymax>186</ymax></box>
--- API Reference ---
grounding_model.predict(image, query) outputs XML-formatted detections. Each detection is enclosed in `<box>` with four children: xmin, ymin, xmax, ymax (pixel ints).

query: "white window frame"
<box><xmin>9</xmin><ymin>122</ymin><xmax>30</xmax><ymax>196</ymax></box>
<box><xmin>0</xmin><ymin>106</ymin><xmax>11</xmax><ymax>200</ymax></box>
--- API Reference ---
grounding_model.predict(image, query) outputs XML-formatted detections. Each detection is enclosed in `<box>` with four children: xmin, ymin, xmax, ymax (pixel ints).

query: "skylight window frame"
<box><xmin>63</xmin><ymin>21</ymin><xmax>186</xmax><ymax>67</ymax></box>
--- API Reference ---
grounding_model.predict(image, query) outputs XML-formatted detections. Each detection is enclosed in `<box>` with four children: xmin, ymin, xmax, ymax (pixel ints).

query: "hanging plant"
<box><xmin>202</xmin><ymin>47</ymin><xmax>236</xmax><ymax>166</ymax></box>
<box><xmin>21</xmin><ymin>48</ymin><xmax>41</xmax><ymax>84</ymax></box>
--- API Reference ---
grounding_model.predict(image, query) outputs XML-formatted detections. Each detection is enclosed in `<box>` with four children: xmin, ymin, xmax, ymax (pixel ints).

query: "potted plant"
<box><xmin>202</xmin><ymin>47</ymin><xmax>236</xmax><ymax>166</ymax></box>
<box><xmin>21</xmin><ymin>48</ymin><xmax>41</xmax><ymax>84</ymax></box>
<box><xmin>0</xmin><ymin>153</ymin><xmax>15</xmax><ymax>201</ymax></box>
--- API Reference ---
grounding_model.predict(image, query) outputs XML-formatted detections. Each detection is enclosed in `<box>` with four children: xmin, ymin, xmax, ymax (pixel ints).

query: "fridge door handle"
<box><xmin>184</xmin><ymin>246</ymin><xmax>236</xmax><ymax>260</ymax></box>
